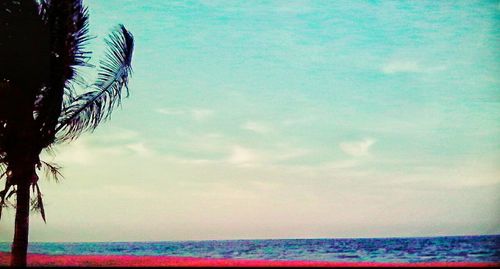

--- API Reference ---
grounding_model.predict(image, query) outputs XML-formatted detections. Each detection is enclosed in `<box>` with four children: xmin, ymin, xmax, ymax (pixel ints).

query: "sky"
<box><xmin>1</xmin><ymin>0</ymin><xmax>500</xmax><ymax>242</ymax></box>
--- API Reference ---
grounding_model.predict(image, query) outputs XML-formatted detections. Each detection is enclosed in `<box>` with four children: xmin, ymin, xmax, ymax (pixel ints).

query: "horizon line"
<box><xmin>1</xmin><ymin>233</ymin><xmax>498</xmax><ymax>244</ymax></box>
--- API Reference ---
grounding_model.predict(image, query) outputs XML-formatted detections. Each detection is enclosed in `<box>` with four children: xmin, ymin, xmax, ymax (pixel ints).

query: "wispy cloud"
<box><xmin>167</xmin><ymin>137</ymin><xmax>312</xmax><ymax>167</ymax></box>
<box><xmin>227</xmin><ymin>145</ymin><xmax>260</xmax><ymax>166</ymax></box>
<box><xmin>126</xmin><ymin>142</ymin><xmax>152</xmax><ymax>157</ymax></box>
<box><xmin>156</xmin><ymin>108</ymin><xmax>184</xmax><ymax>115</ymax></box>
<box><xmin>224</xmin><ymin>144</ymin><xmax>313</xmax><ymax>167</ymax></box>
<box><xmin>49</xmin><ymin>139</ymin><xmax>95</xmax><ymax>165</ymax></box>
<box><xmin>191</xmin><ymin>109</ymin><xmax>214</xmax><ymax>121</ymax></box>
<box><xmin>242</xmin><ymin>121</ymin><xmax>273</xmax><ymax>134</ymax></box>
<box><xmin>381</xmin><ymin>60</ymin><xmax>421</xmax><ymax>74</ymax></box>
<box><xmin>381</xmin><ymin>60</ymin><xmax>446</xmax><ymax>74</ymax></box>
<box><xmin>45</xmin><ymin>133</ymin><xmax>155</xmax><ymax>167</ymax></box>
<box><xmin>92</xmin><ymin>128</ymin><xmax>140</xmax><ymax>142</ymax></box>
<box><xmin>339</xmin><ymin>138</ymin><xmax>376</xmax><ymax>157</ymax></box>
<box><xmin>47</xmin><ymin>138</ymin><xmax>126</xmax><ymax>165</ymax></box>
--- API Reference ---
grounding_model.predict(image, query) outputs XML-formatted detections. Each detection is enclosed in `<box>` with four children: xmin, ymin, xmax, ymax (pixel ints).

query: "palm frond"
<box><xmin>55</xmin><ymin>24</ymin><xmax>134</xmax><ymax>142</ymax></box>
<box><xmin>36</xmin><ymin>0</ymin><xmax>92</xmax><ymax>148</ymax></box>
<box><xmin>0</xmin><ymin>171</ymin><xmax>11</xmax><ymax>221</ymax></box>
<box><xmin>40</xmin><ymin>161</ymin><xmax>63</xmax><ymax>182</ymax></box>
<box><xmin>39</xmin><ymin>0</ymin><xmax>92</xmax><ymax>78</ymax></box>
<box><xmin>31</xmin><ymin>183</ymin><xmax>46</xmax><ymax>223</ymax></box>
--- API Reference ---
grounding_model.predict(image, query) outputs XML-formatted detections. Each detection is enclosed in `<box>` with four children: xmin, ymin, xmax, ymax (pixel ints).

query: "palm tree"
<box><xmin>0</xmin><ymin>0</ymin><xmax>134</xmax><ymax>266</ymax></box>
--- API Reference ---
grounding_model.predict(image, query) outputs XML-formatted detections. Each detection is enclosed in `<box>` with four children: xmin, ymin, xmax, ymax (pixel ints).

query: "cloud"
<box><xmin>92</xmin><ymin>128</ymin><xmax>140</xmax><ymax>143</ymax></box>
<box><xmin>227</xmin><ymin>145</ymin><xmax>260</xmax><ymax>166</ymax></box>
<box><xmin>381</xmin><ymin>60</ymin><xmax>446</xmax><ymax>74</ymax></box>
<box><xmin>242</xmin><ymin>121</ymin><xmax>273</xmax><ymax>134</ymax></box>
<box><xmin>339</xmin><ymin>138</ymin><xmax>376</xmax><ymax>157</ymax></box>
<box><xmin>126</xmin><ymin>142</ymin><xmax>152</xmax><ymax>157</ymax></box>
<box><xmin>224</xmin><ymin>144</ymin><xmax>314</xmax><ymax>167</ymax></box>
<box><xmin>156</xmin><ymin>108</ymin><xmax>184</xmax><ymax>115</ymax></box>
<box><xmin>45</xmin><ymin>132</ymin><xmax>154</xmax><ymax>167</ymax></box>
<box><xmin>50</xmin><ymin>139</ymin><xmax>94</xmax><ymax>165</ymax></box>
<box><xmin>46</xmin><ymin>138</ymin><xmax>126</xmax><ymax>166</ymax></box>
<box><xmin>191</xmin><ymin>109</ymin><xmax>214</xmax><ymax>121</ymax></box>
<box><xmin>381</xmin><ymin>60</ymin><xmax>421</xmax><ymax>74</ymax></box>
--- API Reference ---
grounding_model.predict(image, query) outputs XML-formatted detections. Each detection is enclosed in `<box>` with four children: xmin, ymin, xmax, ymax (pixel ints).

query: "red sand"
<box><xmin>0</xmin><ymin>252</ymin><xmax>498</xmax><ymax>267</ymax></box>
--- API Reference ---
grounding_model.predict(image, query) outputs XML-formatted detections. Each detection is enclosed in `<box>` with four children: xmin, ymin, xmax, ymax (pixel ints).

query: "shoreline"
<box><xmin>0</xmin><ymin>252</ymin><xmax>498</xmax><ymax>267</ymax></box>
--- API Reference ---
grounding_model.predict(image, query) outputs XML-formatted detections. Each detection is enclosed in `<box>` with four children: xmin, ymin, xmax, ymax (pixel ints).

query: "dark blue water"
<box><xmin>1</xmin><ymin>235</ymin><xmax>499</xmax><ymax>263</ymax></box>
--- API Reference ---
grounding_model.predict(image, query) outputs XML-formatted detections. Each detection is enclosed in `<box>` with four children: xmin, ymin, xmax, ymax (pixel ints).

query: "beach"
<box><xmin>0</xmin><ymin>252</ymin><xmax>498</xmax><ymax>267</ymax></box>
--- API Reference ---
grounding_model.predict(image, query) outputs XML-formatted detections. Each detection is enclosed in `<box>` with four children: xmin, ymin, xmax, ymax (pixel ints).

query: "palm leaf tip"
<box><xmin>31</xmin><ymin>184</ymin><xmax>46</xmax><ymax>223</ymax></box>
<box><xmin>41</xmin><ymin>161</ymin><xmax>63</xmax><ymax>182</ymax></box>
<box><xmin>56</xmin><ymin>24</ymin><xmax>134</xmax><ymax>141</ymax></box>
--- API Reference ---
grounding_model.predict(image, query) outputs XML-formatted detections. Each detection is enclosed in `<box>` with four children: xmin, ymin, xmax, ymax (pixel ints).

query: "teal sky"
<box><xmin>1</xmin><ymin>0</ymin><xmax>500</xmax><ymax>242</ymax></box>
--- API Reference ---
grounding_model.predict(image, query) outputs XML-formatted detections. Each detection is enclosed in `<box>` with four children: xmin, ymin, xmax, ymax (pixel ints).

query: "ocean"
<box><xmin>1</xmin><ymin>235</ymin><xmax>499</xmax><ymax>263</ymax></box>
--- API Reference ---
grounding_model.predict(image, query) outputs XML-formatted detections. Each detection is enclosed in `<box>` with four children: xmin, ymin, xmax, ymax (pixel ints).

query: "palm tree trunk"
<box><xmin>10</xmin><ymin>178</ymin><xmax>31</xmax><ymax>267</ymax></box>
<box><xmin>6</xmin><ymin>94</ymin><xmax>37</xmax><ymax>267</ymax></box>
